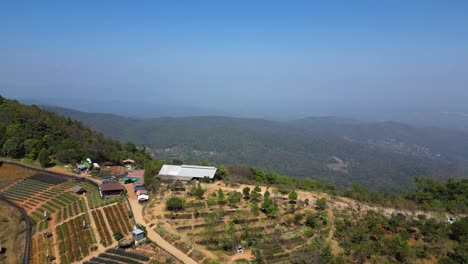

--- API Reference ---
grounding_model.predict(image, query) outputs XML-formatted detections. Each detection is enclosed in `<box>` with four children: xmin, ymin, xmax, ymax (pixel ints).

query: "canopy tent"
<box><xmin>122</xmin><ymin>177</ymin><xmax>139</xmax><ymax>183</ymax></box>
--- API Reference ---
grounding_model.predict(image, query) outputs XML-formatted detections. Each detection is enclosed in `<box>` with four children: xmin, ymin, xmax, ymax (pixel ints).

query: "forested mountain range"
<box><xmin>45</xmin><ymin>105</ymin><xmax>468</xmax><ymax>193</ymax></box>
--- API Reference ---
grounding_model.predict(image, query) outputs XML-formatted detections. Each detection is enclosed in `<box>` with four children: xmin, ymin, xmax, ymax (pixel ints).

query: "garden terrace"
<box><xmin>101</xmin><ymin>203</ymin><xmax>133</xmax><ymax>236</ymax></box>
<box><xmin>55</xmin><ymin>214</ymin><xmax>97</xmax><ymax>264</ymax></box>
<box><xmin>1</xmin><ymin>179</ymin><xmax>52</xmax><ymax>202</ymax></box>
<box><xmin>86</xmin><ymin>250</ymin><xmax>149</xmax><ymax>264</ymax></box>
<box><xmin>28</xmin><ymin>173</ymin><xmax>69</xmax><ymax>185</ymax></box>
<box><xmin>91</xmin><ymin>208</ymin><xmax>113</xmax><ymax>246</ymax></box>
<box><xmin>30</xmin><ymin>231</ymin><xmax>54</xmax><ymax>264</ymax></box>
<box><xmin>0</xmin><ymin>162</ymin><xmax>35</xmax><ymax>181</ymax></box>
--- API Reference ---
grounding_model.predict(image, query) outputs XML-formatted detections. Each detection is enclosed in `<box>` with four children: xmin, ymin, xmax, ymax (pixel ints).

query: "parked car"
<box><xmin>236</xmin><ymin>245</ymin><xmax>244</xmax><ymax>254</ymax></box>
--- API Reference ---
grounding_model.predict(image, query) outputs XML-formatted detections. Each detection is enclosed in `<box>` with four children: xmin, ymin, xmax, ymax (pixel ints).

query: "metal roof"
<box><xmin>132</xmin><ymin>229</ymin><xmax>144</xmax><ymax>235</ymax></box>
<box><xmin>158</xmin><ymin>164</ymin><xmax>217</xmax><ymax>180</ymax></box>
<box><xmin>99</xmin><ymin>182</ymin><xmax>124</xmax><ymax>192</ymax></box>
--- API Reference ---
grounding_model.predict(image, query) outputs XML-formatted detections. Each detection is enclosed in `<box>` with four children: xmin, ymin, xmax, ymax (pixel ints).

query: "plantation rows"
<box><xmin>1</xmin><ymin>179</ymin><xmax>52</xmax><ymax>202</ymax></box>
<box><xmin>55</xmin><ymin>198</ymin><xmax>86</xmax><ymax>222</ymax></box>
<box><xmin>0</xmin><ymin>179</ymin><xmax>17</xmax><ymax>190</ymax></box>
<box><xmin>92</xmin><ymin>208</ymin><xmax>113</xmax><ymax>246</ymax></box>
<box><xmin>55</xmin><ymin>214</ymin><xmax>96</xmax><ymax>264</ymax></box>
<box><xmin>30</xmin><ymin>232</ymin><xmax>54</xmax><ymax>264</ymax></box>
<box><xmin>29</xmin><ymin>193</ymin><xmax>81</xmax><ymax>227</ymax></box>
<box><xmin>83</xmin><ymin>248</ymin><xmax>150</xmax><ymax>264</ymax></box>
<box><xmin>102</xmin><ymin>203</ymin><xmax>133</xmax><ymax>235</ymax></box>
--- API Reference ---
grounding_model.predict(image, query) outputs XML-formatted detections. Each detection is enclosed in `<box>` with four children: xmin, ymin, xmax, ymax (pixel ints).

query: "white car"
<box><xmin>236</xmin><ymin>245</ymin><xmax>244</xmax><ymax>254</ymax></box>
<box><xmin>448</xmin><ymin>216</ymin><xmax>456</xmax><ymax>224</ymax></box>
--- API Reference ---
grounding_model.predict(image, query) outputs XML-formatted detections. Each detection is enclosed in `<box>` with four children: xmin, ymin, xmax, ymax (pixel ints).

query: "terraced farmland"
<box><xmin>0</xmin><ymin>163</ymin><xmax>136</xmax><ymax>264</ymax></box>
<box><xmin>84</xmin><ymin>248</ymin><xmax>150</xmax><ymax>264</ymax></box>
<box><xmin>55</xmin><ymin>214</ymin><xmax>97</xmax><ymax>264</ymax></box>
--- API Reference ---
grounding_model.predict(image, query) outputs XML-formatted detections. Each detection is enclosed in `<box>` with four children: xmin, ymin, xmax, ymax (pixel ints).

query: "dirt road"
<box><xmin>125</xmin><ymin>185</ymin><xmax>198</xmax><ymax>264</ymax></box>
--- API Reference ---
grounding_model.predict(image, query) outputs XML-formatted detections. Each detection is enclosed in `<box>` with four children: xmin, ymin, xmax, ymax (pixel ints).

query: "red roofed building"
<box><xmin>99</xmin><ymin>182</ymin><xmax>124</xmax><ymax>197</ymax></box>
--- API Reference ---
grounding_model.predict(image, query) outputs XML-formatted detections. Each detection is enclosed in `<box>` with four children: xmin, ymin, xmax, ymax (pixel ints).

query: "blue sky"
<box><xmin>1</xmin><ymin>1</ymin><xmax>468</xmax><ymax>118</ymax></box>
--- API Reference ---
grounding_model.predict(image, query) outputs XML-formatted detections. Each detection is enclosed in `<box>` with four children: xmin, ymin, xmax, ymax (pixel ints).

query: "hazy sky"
<box><xmin>1</xmin><ymin>1</ymin><xmax>468</xmax><ymax>118</ymax></box>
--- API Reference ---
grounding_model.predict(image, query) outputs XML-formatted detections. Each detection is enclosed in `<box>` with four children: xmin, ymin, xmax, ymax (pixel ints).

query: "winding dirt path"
<box><xmin>127</xmin><ymin>193</ymin><xmax>197</xmax><ymax>264</ymax></box>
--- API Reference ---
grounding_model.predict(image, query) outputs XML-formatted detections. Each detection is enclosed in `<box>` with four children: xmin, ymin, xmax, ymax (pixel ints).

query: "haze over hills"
<box><xmin>18</xmin><ymin>97</ymin><xmax>468</xmax><ymax>131</ymax></box>
<box><xmin>45</xmin><ymin>105</ymin><xmax>468</xmax><ymax>193</ymax></box>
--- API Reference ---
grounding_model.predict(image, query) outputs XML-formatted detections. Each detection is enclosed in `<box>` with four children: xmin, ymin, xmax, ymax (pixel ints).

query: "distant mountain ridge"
<box><xmin>44</xmin><ymin>105</ymin><xmax>468</xmax><ymax>193</ymax></box>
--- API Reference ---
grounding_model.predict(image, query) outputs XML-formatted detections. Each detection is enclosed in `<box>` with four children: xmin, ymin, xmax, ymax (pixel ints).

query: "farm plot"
<box><xmin>0</xmin><ymin>162</ymin><xmax>35</xmax><ymax>180</ymax></box>
<box><xmin>1</xmin><ymin>178</ymin><xmax>52</xmax><ymax>202</ymax></box>
<box><xmin>84</xmin><ymin>248</ymin><xmax>150</xmax><ymax>264</ymax></box>
<box><xmin>30</xmin><ymin>232</ymin><xmax>55</xmax><ymax>264</ymax></box>
<box><xmin>55</xmin><ymin>214</ymin><xmax>97</xmax><ymax>264</ymax></box>
<box><xmin>102</xmin><ymin>203</ymin><xmax>133</xmax><ymax>235</ymax></box>
<box><xmin>92</xmin><ymin>209</ymin><xmax>113</xmax><ymax>246</ymax></box>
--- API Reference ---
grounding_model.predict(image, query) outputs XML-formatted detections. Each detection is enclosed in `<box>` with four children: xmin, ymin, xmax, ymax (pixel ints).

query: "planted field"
<box><xmin>30</xmin><ymin>232</ymin><xmax>54</xmax><ymax>264</ymax></box>
<box><xmin>92</xmin><ymin>209</ymin><xmax>112</xmax><ymax>246</ymax></box>
<box><xmin>55</xmin><ymin>214</ymin><xmax>97</xmax><ymax>264</ymax></box>
<box><xmin>1</xmin><ymin>179</ymin><xmax>51</xmax><ymax>202</ymax></box>
<box><xmin>102</xmin><ymin>203</ymin><xmax>133</xmax><ymax>235</ymax></box>
<box><xmin>83</xmin><ymin>248</ymin><xmax>150</xmax><ymax>264</ymax></box>
<box><xmin>0</xmin><ymin>163</ymin><xmax>35</xmax><ymax>180</ymax></box>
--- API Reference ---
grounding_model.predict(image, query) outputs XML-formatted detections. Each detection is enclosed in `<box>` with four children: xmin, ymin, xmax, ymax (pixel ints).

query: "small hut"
<box><xmin>132</xmin><ymin>229</ymin><xmax>145</xmax><ymax>242</ymax></box>
<box><xmin>72</xmin><ymin>185</ymin><xmax>86</xmax><ymax>195</ymax></box>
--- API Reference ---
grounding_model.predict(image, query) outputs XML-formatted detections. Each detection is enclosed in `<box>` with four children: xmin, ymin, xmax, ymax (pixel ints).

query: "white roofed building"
<box><xmin>157</xmin><ymin>164</ymin><xmax>217</xmax><ymax>182</ymax></box>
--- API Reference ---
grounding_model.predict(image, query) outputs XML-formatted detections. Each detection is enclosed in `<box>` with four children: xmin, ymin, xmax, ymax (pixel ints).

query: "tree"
<box><xmin>123</xmin><ymin>142</ymin><xmax>137</xmax><ymax>153</ymax></box>
<box><xmin>254</xmin><ymin>185</ymin><xmax>261</xmax><ymax>193</ymax></box>
<box><xmin>38</xmin><ymin>148</ymin><xmax>50</xmax><ymax>168</ymax></box>
<box><xmin>144</xmin><ymin>159</ymin><xmax>162</xmax><ymax>191</ymax></box>
<box><xmin>217</xmin><ymin>188</ymin><xmax>225</xmax><ymax>204</ymax></box>
<box><xmin>193</xmin><ymin>183</ymin><xmax>206</xmax><ymax>199</ymax></box>
<box><xmin>216</xmin><ymin>165</ymin><xmax>229</xmax><ymax>180</ymax></box>
<box><xmin>2</xmin><ymin>137</ymin><xmax>24</xmax><ymax>158</ymax></box>
<box><xmin>261</xmin><ymin>197</ymin><xmax>278</xmax><ymax>218</ymax></box>
<box><xmin>242</xmin><ymin>187</ymin><xmax>250</xmax><ymax>199</ymax></box>
<box><xmin>166</xmin><ymin>196</ymin><xmax>185</xmax><ymax>211</ymax></box>
<box><xmin>227</xmin><ymin>191</ymin><xmax>242</xmax><ymax>204</ymax></box>
<box><xmin>316</xmin><ymin>197</ymin><xmax>327</xmax><ymax>210</ymax></box>
<box><xmin>251</xmin><ymin>203</ymin><xmax>259</xmax><ymax>215</ymax></box>
<box><xmin>113</xmin><ymin>231</ymin><xmax>123</xmax><ymax>241</ymax></box>
<box><xmin>289</xmin><ymin>191</ymin><xmax>298</xmax><ymax>201</ymax></box>
<box><xmin>306</xmin><ymin>213</ymin><xmax>318</xmax><ymax>228</ymax></box>
<box><xmin>264</xmin><ymin>190</ymin><xmax>270</xmax><ymax>199</ymax></box>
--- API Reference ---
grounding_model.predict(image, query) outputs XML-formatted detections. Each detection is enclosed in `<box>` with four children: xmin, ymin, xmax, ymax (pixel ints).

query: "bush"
<box><xmin>228</xmin><ymin>191</ymin><xmax>242</xmax><ymax>204</ymax></box>
<box><xmin>166</xmin><ymin>196</ymin><xmax>185</xmax><ymax>211</ymax></box>
<box><xmin>38</xmin><ymin>148</ymin><xmax>50</xmax><ymax>168</ymax></box>
<box><xmin>113</xmin><ymin>231</ymin><xmax>123</xmax><ymax>241</ymax></box>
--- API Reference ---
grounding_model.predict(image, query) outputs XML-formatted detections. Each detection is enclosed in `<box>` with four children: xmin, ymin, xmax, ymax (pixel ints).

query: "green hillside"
<box><xmin>45</xmin><ymin>106</ymin><xmax>468</xmax><ymax>193</ymax></box>
<box><xmin>0</xmin><ymin>96</ymin><xmax>150</xmax><ymax>167</ymax></box>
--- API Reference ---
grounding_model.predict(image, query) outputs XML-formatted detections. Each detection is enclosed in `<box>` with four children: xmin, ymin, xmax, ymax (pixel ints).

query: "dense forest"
<box><xmin>46</xmin><ymin>105</ymin><xmax>468</xmax><ymax>192</ymax></box>
<box><xmin>0</xmin><ymin>96</ymin><xmax>151</xmax><ymax>167</ymax></box>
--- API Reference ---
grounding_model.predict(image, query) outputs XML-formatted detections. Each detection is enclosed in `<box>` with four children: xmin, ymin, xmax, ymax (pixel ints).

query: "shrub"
<box><xmin>113</xmin><ymin>231</ymin><xmax>123</xmax><ymax>241</ymax></box>
<box><xmin>166</xmin><ymin>196</ymin><xmax>185</xmax><ymax>211</ymax></box>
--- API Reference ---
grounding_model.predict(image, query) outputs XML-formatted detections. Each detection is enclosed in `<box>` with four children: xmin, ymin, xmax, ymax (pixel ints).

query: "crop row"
<box><xmin>92</xmin><ymin>209</ymin><xmax>112</xmax><ymax>246</ymax></box>
<box><xmin>30</xmin><ymin>232</ymin><xmax>54</xmax><ymax>264</ymax></box>
<box><xmin>56</xmin><ymin>214</ymin><xmax>96</xmax><ymax>264</ymax></box>
<box><xmin>102</xmin><ymin>203</ymin><xmax>132</xmax><ymax>236</ymax></box>
<box><xmin>83</xmin><ymin>248</ymin><xmax>149</xmax><ymax>264</ymax></box>
<box><xmin>55</xmin><ymin>198</ymin><xmax>85</xmax><ymax>222</ymax></box>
